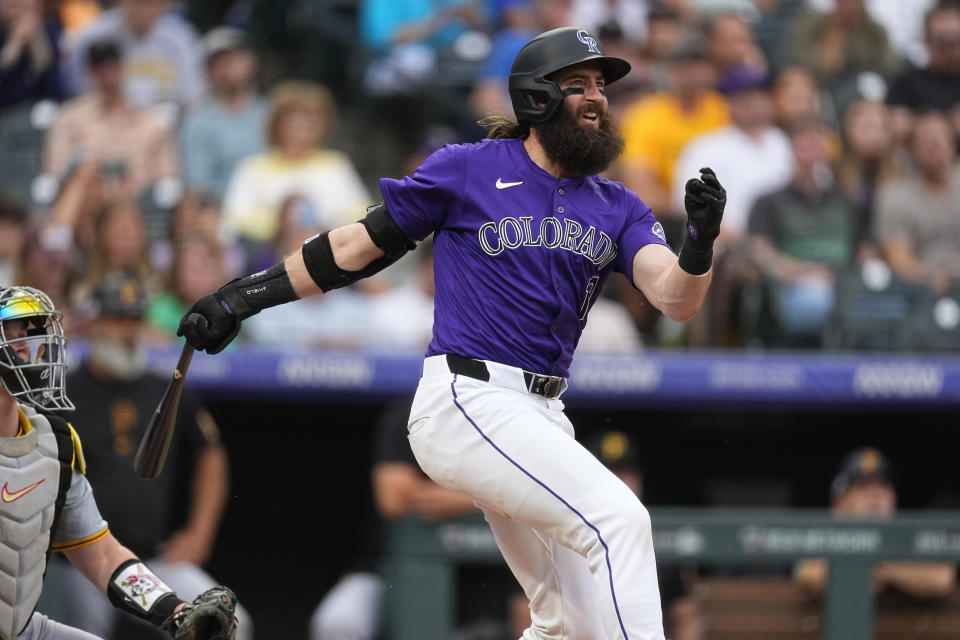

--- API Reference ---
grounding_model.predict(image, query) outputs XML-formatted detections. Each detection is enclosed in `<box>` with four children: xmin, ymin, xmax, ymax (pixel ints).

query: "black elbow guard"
<box><xmin>361</xmin><ymin>202</ymin><xmax>417</xmax><ymax>257</ymax></box>
<box><xmin>301</xmin><ymin>203</ymin><xmax>415</xmax><ymax>292</ymax></box>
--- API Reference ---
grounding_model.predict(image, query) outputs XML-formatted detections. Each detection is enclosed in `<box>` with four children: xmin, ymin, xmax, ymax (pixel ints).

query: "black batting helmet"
<box><xmin>509</xmin><ymin>27</ymin><xmax>631</xmax><ymax>123</ymax></box>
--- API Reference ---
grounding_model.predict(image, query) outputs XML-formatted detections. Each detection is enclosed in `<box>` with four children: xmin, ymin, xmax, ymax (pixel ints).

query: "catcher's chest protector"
<box><xmin>0</xmin><ymin>409</ymin><xmax>74</xmax><ymax>638</ymax></box>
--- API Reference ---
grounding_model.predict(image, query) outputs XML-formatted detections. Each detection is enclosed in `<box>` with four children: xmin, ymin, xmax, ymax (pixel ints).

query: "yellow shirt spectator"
<box><xmin>620</xmin><ymin>90</ymin><xmax>730</xmax><ymax>195</ymax></box>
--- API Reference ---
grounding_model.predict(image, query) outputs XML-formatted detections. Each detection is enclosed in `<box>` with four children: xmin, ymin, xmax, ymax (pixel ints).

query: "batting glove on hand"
<box><xmin>161</xmin><ymin>586</ymin><xmax>238</xmax><ymax>640</ymax></box>
<box><xmin>177</xmin><ymin>280</ymin><xmax>254</xmax><ymax>354</ymax></box>
<box><xmin>683</xmin><ymin>167</ymin><xmax>726</xmax><ymax>247</ymax></box>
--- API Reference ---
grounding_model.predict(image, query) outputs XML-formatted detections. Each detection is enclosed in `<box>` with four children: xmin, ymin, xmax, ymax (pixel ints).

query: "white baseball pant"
<box><xmin>407</xmin><ymin>355</ymin><xmax>665</xmax><ymax>640</ymax></box>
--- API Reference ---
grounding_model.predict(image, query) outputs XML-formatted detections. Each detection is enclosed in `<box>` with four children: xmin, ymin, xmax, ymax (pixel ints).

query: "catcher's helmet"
<box><xmin>0</xmin><ymin>286</ymin><xmax>74</xmax><ymax>411</ymax></box>
<box><xmin>509</xmin><ymin>27</ymin><xmax>631</xmax><ymax>123</ymax></box>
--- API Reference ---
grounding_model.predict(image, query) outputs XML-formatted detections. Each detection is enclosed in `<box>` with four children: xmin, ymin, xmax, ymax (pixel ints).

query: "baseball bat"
<box><xmin>133</xmin><ymin>313</ymin><xmax>207</xmax><ymax>479</ymax></box>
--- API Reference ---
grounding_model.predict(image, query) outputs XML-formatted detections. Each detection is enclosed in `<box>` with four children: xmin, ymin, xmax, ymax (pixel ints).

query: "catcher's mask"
<box><xmin>0</xmin><ymin>286</ymin><xmax>74</xmax><ymax>411</ymax></box>
<box><xmin>508</xmin><ymin>27</ymin><xmax>631</xmax><ymax>123</ymax></box>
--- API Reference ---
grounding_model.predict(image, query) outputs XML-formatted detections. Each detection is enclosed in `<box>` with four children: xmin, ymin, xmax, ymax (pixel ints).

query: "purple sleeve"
<box><xmin>379</xmin><ymin>144</ymin><xmax>466</xmax><ymax>241</ymax></box>
<box><xmin>614</xmin><ymin>191</ymin><xmax>673</xmax><ymax>286</ymax></box>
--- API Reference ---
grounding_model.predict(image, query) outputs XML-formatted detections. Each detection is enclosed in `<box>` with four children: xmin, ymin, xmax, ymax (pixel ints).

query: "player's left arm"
<box><xmin>632</xmin><ymin>244</ymin><xmax>712</xmax><ymax>322</ymax></box>
<box><xmin>67</xmin><ymin>534</ymin><xmax>240</xmax><ymax>638</ymax></box>
<box><xmin>632</xmin><ymin>167</ymin><xmax>725</xmax><ymax>322</ymax></box>
<box><xmin>179</xmin><ymin>204</ymin><xmax>412</xmax><ymax>353</ymax></box>
<box><xmin>63</xmin><ymin>532</ymin><xmax>137</xmax><ymax>595</ymax></box>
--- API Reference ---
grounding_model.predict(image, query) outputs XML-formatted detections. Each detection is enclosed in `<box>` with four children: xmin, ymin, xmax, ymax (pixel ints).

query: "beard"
<box><xmin>534</xmin><ymin>103</ymin><xmax>625</xmax><ymax>177</ymax></box>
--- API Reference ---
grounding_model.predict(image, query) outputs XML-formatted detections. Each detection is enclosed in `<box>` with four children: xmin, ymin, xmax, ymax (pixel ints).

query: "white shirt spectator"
<box><xmin>221</xmin><ymin>150</ymin><xmax>372</xmax><ymax>244</ymax></box>
<box><xmin>65</xmin><ymin>7</ymin><xmax>205</xmax><ymax>108</ymax></box>
<box><xmin>672</xmin><ymin>124</ymin><xmax>794</xmax><ymax>237</ymax></box>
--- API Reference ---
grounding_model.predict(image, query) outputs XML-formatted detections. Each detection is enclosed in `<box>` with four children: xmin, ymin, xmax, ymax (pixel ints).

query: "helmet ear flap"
<box><xmin>514</xmin><ymin>80</ymin><xmax>564</xmax><ymax>123</ymax></box>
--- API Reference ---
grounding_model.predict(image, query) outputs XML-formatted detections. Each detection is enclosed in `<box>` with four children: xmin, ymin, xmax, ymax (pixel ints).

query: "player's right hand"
<box><xmin>683</xmin><ymin>166</ymin><xmax>726</xmax><ymax>246</ymax></box>
<box><xmin>177</xmin><ymin>292</ymin><xmax>240</xmax><ymax>355</ymax></box>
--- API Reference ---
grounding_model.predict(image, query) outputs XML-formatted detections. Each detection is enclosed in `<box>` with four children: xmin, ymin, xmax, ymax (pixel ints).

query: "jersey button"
<box><xmin>552</xmin><ymin>325</ymin><xmax>559</xmax><ymax>334</ymax></box>
<box><xmin>557</xmin><ymin>206</ymin><xmax>564</xmax><ymax>214</ymax></box>
<box><xmin>558</xmin><ymin>188</ymin><xmax>564</xmax><ymax>195</ymax></box>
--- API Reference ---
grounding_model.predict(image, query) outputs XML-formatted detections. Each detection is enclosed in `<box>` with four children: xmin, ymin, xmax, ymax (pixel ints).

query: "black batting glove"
<box><xmin>177</xmin><ymin>280</ymin><xmax>255</xmax><ymax>354</ymax></box>
<box><xmin>679</xmin><ymin>167</ymin><xmax>726</xmax><ymax>275</ymax></box>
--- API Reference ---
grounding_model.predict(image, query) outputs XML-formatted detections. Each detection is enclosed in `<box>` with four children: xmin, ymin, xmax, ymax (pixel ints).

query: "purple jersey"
<box><xmin>380</xmin><ymin>138</ymin><xmax>670</xmax><ymax>377</ymax></box>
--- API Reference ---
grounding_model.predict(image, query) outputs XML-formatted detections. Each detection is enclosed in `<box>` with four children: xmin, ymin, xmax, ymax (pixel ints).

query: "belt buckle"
<box><xmin>543</xmin><ymin>377</ymin><xmax>562</xmax><ymax>399</ymax></box>
<box><xmin>531</xmin><ymin>375</ymin><xmax>562</xmax><ymax>399</ymax></box>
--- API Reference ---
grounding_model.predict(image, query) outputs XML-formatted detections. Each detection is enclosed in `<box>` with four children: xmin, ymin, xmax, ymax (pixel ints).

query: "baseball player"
<box><xmin>179</xmin><ymin>27</ymin><xmax>726</xmax><ymax>640</ymax></box>
<box><xmin>0</xmin><ymin>286</ymin><xmax>237</xmax><ymax>640</ymax></box>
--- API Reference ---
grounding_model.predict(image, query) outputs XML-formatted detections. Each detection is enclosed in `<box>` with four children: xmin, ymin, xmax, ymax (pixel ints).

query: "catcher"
<box><xmin>0</xmin><ymin>286</ymin><xmax>239</xmax><ymax>640</ymax></box>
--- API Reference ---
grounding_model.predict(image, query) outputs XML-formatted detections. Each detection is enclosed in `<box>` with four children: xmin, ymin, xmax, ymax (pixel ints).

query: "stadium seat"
<box><xmin>904</xmin><ymin>288</ymin><xmax>960</xmax><ymax>353</ymax></box>
<box><xmin>822</xmin><ymin>261</ymin><xmax>927</xmax><ymax>352</ymax></box>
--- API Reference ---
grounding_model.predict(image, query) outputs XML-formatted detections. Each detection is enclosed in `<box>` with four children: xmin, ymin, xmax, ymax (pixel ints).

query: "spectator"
<box><xmin>707</xmin><ymin>11</ymin><xmax>767</xmax><ymax>77</ymax></box>
<box><xmin>366</xmin><ymin>237</ymin><xmax>436</xmax><ymax>350</ymax></box>
<box><xmin>753</xmin><ymin>0</ymin><xmax>807</xmax><ymax>68</ymax></box>
<box><xmin>835</xmin><ymin>98</ymin><xmax>903</xmax><ymax>248</ymax></box>
<box><xmin>43</xmin><ymin>39</ymin><xmax>180</xmax><ymax>209</ymax></box>
<box><xmin>221</xmin><ymin>80</ymin><xmax>372</xmax><ymax>251</ymax></box>
<box><xmin>771</xmin><ymin>65</ymin><xmax>823</xmax><ymax>129</ymax></box>
<box><xmin>59</xmin><ymin>271</ymin><xmax>253</xmax><ymax>640</ymax></box>
<box><xmin>569</xmin><ymin>0</ymin><xmax>649</xmax><ymax>47</ymax></box>
<box><xmin>71</xmin><ymin>199</ymin><xmax>157</xmax><ymax>317</ymax></box>
<box><xmin>309</xmin><ymin>401</ymin><xmax>478</xmax><ymax>640</ymax></box>
<box><xmin>886</xmin><ymin>2</ymin><xmax>960</xmax><ymax>142</ymax></box>
<box><xmin>64</xmin><ymin>0</ymin><xmax>206</xmax><ymax>110</ymax></box>
<box><xmin>673</xmin><ymin>64</ymin><xmax>793</xmax><ymax>245</ymax></box>
<box><xmin>0</xmin><ymin>0</ymin><xmax>63</xmax><ymax>108</ymax></box>
<box><xmin>746</xmin><ymin>115</ymin><xmax>857</xmax><ymax>346</ymax></box>
<box><xmin>619</xmin><ymin>37</ymin><xmax>729</xmax><ymax>234</ymax></box>
<box><xmin>180</xmin><ymin>26</ymin><xmax>268</xmax><ymax>202</ymax></box>
<box><xmin>242</xmin><ymin>195</ymin><xmax>376</xmax><ymax>348</ymax></box>
<box><xmin>808</xmin><ymin>0</ymin><xmax>937</xmax><ymax>65</ymax></box>
<box><xmin>358</xmin><ymin>0</ymin><xmax>488</xmax><ymax>144</ymax></box>
<box><xmin>359</xmin><ymin>0</ymin><xmax>484</xmax><ymax>96</ymax></box>
<box><xmin>638</xmin><ymin>2</ymin><xmax>685</xmax><ymax>92</ymax></box>
<box><xmin>147</xmin><ymin>233</ymin><xmax>227</xmax><ymax>340</ymax></box>
<box><xmin>0</xmin><ymin>189</ymin><xmax>28</xmax><ymax>286</ymax></box>
<box><xmin>794</xmin><ymin>447</ymin><xmax>957</xmax><ymax>600</ymax></box>
<box><xmin>875</xmin><ymin>110</ymin><xmax>960</xmax><ymax>294</ymax></box>
<box><xmin>782</xmin><ymin>0</ymin><xmax>898</xmax><ymax>110</ymax></box>
<box><xmin>13</xmin><ymin>220</ymin><xmax>74</xmax><ymax>312</ymax></box>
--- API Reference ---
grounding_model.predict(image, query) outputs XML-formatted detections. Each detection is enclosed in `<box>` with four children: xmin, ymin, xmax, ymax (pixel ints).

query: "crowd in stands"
<box><xmin>1</xmin><ymin>0</ymin><xmax>959</xmax><ymax>352</ymax></box>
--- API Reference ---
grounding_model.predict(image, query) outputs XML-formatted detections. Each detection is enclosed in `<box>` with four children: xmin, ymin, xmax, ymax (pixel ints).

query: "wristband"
<box><xmin>218</xmin><ymin>262</ymin><xmax>299</xmax><ymax>319</ymax></box>
<box><xmin>107</xmin><ymin>558</ymin><xmax>184</xmax><ymax>626</ymax></box>
<box><xmin>677</xmin><ymin>234</ymin><xmax>713</xmax><ymax>276</ymax></box>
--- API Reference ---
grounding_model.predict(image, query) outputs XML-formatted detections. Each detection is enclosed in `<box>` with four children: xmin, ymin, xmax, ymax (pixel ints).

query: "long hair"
<box><xmin>479</xmin><ymin>116</ymin><xmax>530</xmax><ymax>140</ymax></box>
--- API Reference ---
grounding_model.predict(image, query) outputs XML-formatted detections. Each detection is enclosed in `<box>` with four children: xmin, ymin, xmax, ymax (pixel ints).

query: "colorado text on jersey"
<box><xmin>477</xmin><ymin>215</ymin><xmax>617</xmax><ymax>268</ymax></box>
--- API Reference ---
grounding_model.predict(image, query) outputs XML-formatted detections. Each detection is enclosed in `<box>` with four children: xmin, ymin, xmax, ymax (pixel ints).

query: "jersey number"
<box><xmin>579</xmin><ymin>275</ymin><xmax>600</xmax><ymax>323</ymax></box>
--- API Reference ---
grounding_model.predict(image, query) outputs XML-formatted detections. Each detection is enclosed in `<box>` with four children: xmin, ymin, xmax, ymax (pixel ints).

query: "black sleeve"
<box><xmin>372</xmin><ymin>400</ymin><xmax>417</xmax><ymax>467</ymax></box>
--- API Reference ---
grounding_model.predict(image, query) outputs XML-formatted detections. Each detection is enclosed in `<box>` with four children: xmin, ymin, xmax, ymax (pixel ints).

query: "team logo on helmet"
<box><xmin>576</xmin><ymin>30</ymin><xmax>601</xmax><ymax>54</ymax></box>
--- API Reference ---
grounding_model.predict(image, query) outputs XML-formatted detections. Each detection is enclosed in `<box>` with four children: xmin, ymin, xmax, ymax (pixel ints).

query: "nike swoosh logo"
<box><xmin>496</xmin><ymin>178</ymin><xmax>524</xmax><ymax>189</ymax></box>
<box><xmin>2</xmin><ymin>479</ymin><xmax>45</xmax><ymax>503</ymax></box>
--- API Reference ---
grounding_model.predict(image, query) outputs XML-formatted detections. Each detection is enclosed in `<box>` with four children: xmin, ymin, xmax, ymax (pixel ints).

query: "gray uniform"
<box><xmin>0</xmin><ymin>406</ymin><xmax>108</xmax><ymax>640</ymax></box>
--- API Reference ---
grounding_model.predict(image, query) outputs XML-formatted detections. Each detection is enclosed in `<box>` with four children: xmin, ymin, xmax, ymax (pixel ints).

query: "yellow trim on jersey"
<box><xmin>52</xmin><ymin>526</ymin><xmax>110</xmax><ymax>552</ymax></box>
<box><xmin>16</xmin><ymin>407</ymin><xmax>31</xmax><ymax>435</ymax></box>
<box><xmin>67</xmin><ymin>422</ymin><xmax>86</xmax><ymax>475</ymax></box>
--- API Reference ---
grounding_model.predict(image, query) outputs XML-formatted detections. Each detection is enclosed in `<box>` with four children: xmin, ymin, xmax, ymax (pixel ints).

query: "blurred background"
<box><xmin>3</xmin><ymin>0</ymin><xmax>960</xmax><ymax>638</ymax></box>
